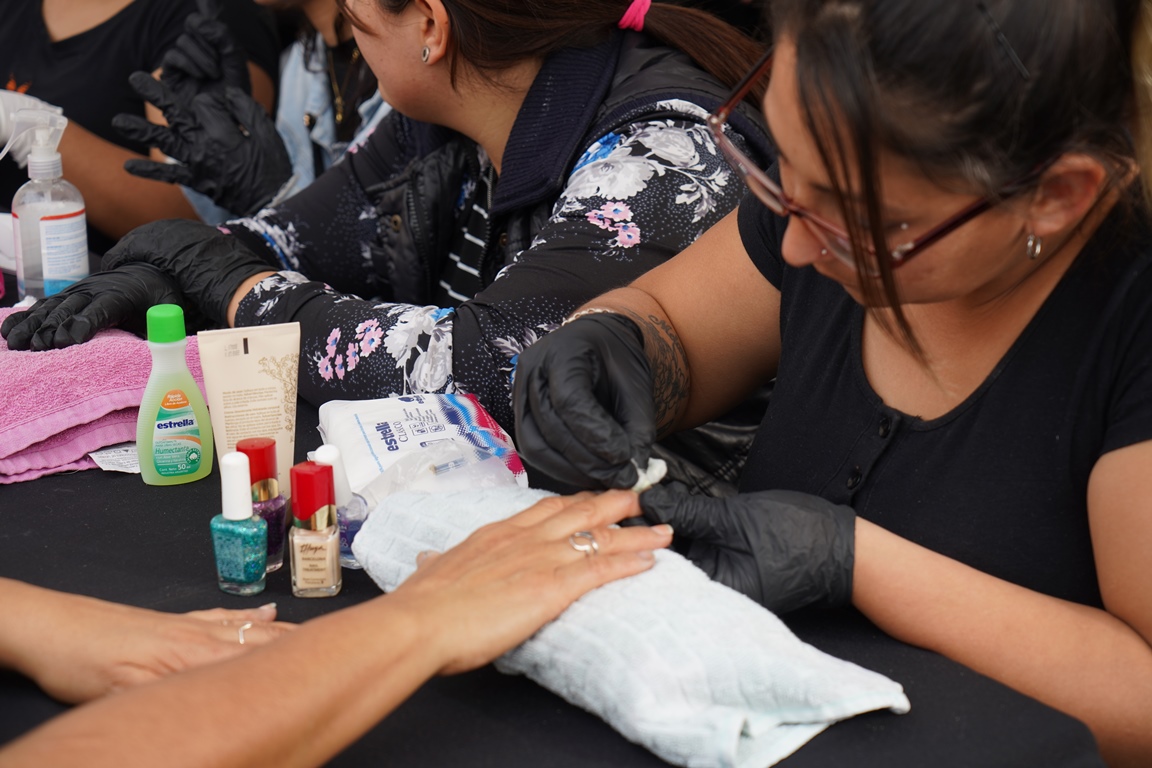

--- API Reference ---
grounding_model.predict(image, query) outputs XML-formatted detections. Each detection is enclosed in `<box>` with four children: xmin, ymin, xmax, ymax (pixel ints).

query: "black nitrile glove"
<box><xmin>640</xmin><ymin>483</ymin><xmax>856</xmax><ymax>614</ymax></box>
<box><xmin>159</xmin><ymin>0</ymin><xmax>251</xmax><ymax>106</ymax></box>
<box><xmin>102</xmin><ymin>218</ymin><xmax>278</xmax><ymax>327</ymax></box>
<box><xmin>114</xmin><ymin>73</ymin><xmax>292</xmax><ymax>216</ymax></box>
<box><xmin>0</xmin><ymin>263</ymin><xmax>187</xmax><ymax>351</ymax></box>
<box><xmin>513</xmin><ymin>313</ymin><xmax>656</xmax><ymax>490</ymax></box>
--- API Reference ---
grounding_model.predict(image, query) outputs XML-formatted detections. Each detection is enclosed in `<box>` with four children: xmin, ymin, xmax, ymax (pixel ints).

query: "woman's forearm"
<box><xmin>56</xmin><ymin>121</ymin><xmax>198</xmax><ymax>241</ymax></box>
<box><xmin>572</xmin><ymin>287</ymin><xmax>692</xmax><ymax>438</ymax></box>
<box><xmin>854</xmin><ymin>519</ymin><xmax>1152</xmax><ymax>766</ymax></box>
<box><xmin>581</xmin><ymin>209</ymin><xmax>780</xmax><ymax>435</ymax></box>
<box><xmin>0</xmin><ymin>594</ymin><xmax>442</xmax><ymax>768</ymax></box>
<box><xmin>0</xmin><ymin>579</ymin><xmax>75</xmax><ymax>677</ymax></box>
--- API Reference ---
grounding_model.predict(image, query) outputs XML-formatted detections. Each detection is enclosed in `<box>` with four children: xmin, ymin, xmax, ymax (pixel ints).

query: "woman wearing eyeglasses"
<box><xmin>513</xmin><ymin>1</ymin><xmax>1152</xmax><ymax>762</ymax></box>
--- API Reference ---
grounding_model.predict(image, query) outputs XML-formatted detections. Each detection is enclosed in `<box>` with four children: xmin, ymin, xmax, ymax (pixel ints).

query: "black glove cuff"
<box><xmin>103</xmin><ymin>219</ymin><xmax>280</xmax><ymax>326</ymax></box>
<box><xmin>759</xmin><ymin>490</ymin><xmax>856</xmax><ymax>609</ymax></box>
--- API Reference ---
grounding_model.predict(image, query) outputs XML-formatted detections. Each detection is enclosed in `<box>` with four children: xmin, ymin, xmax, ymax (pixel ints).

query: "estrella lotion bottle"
<box><xmin>138</xmin><ymin>304</ymin><xmax>213</xmax><ymax>485</ymax></box>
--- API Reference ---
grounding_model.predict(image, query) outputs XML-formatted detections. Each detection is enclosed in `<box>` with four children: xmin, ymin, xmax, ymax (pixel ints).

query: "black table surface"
<box><xmin>0</xmin><ymin>401</ymin><xmax>1105</xmax><ymax>767</ymax></box>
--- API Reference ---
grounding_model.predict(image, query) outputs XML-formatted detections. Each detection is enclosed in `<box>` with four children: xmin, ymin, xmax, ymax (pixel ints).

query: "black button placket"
<box><xmin>843</xmin><ymin>409</ymin><xmax>900</xmax><ymax>497</ymax></box>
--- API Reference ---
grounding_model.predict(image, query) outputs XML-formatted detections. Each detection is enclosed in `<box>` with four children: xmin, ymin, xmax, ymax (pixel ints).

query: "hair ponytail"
<box><xmin>643</xmin><ymin>4</ymin><xmax>767</xmax><ymax>92</ymax></box>
<box><xmin>1134</xmin><ymin>0</ymin><xmax>1152</xmax><ymax>205</ymax></box>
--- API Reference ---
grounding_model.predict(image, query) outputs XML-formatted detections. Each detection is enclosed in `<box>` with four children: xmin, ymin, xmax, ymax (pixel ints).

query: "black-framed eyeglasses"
<box><xmin>708</xmin><ymin>51</ymin><xmax>1041</xmax><ymax>271</ymax></box>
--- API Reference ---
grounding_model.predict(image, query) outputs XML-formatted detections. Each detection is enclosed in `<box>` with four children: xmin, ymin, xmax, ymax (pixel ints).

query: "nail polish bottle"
<box><xmin>236</xmin><ymin>437</ymin><xmax>287</xmax><ymax>572</ymax></box>
<box><xmin>314</xmin><ymin>444</ymin><xmax>369</xmax><ymax>570</ymax></box>
<box><xmin>289</xmin><ymin>461</ymin><xmax>342</xmax><ymax>598</ymax></box>
<box><xmin>210</xmin><ymin>452</ymin><xmax>268</xmax><ymax>595</ymax></box>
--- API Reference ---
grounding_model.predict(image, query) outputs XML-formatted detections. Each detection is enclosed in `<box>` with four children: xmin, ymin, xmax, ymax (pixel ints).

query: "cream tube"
<box><xmin>197</xmin><ymin>323</ymin><xmax>300</xmax><ymax>497</ymax></box>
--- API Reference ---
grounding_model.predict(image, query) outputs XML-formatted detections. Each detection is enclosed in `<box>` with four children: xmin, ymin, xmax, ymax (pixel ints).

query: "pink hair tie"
<box><xmin>618</xmin><ymin>0</ymin><xmax>652</xmax><ymax>31</ymax></box>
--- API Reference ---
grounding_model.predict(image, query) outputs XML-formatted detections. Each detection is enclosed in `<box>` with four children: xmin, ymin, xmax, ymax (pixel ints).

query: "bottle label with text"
<box><xmin>151</xmin><ymin>389</ymin><xmax>204</xmax><ymax>477</ymax></box>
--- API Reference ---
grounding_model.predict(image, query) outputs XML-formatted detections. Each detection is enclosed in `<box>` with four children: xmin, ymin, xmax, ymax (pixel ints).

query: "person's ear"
<box><xmin>412</xmin><ymin>0</ymin><xmax>451</xmax><ymax>65</ymax></box>
<box><xmin>1025</xmin><ymin>154</ymin><xmax>1109</xmax><ymax>239</ymax></box>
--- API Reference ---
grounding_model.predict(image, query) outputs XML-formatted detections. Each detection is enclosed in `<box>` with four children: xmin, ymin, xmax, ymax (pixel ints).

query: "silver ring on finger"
<box><xmin>568</xmin><ymin>530</ymin><xmax>599</xmax><ymax>556</ymax></box>
<box><xmin>237</xmin><ymin>621</ymin><xmax>254</xmax><ymax>645</ymax></box>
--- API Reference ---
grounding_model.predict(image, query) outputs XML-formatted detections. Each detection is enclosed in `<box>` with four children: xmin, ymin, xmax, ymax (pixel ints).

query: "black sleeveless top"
<box><xmin>736</xmin><ymin>193</ymin><xmax>1152</xmax><ymax>607</ymax></box>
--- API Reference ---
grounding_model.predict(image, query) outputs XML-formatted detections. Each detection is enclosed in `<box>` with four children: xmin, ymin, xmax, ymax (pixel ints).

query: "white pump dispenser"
<box><xmin>0</xmin><ymin>108</ymin><xmax>88</xmax><ymax>300</ymax></box>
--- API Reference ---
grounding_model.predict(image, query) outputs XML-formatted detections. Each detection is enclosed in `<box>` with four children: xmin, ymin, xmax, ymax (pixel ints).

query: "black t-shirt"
<box><xmin>0</xmin><ymin>0</ymin><xmax>280</xmax><ymax>253</ymax></box>
<box><xmin>736</xmin><ymin>194</ymin><xmax>1152</xmax><ymax>607</ymax></box>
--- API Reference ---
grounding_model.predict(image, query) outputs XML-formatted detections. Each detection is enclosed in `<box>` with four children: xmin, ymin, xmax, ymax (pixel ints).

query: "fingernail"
<box><xmin>654</xmin><ymin>524</ymin><xmax>674</xmax><ymax>536</ymax></box>
<box><xmin>258</xmin><ymin>602</ymin><xmax>277</xmax><ymax>611</ymax></box>
<box><xmin>636</xmin><ymin>550</ymin><xmax>655</xmax><ymax>562</ymax></box>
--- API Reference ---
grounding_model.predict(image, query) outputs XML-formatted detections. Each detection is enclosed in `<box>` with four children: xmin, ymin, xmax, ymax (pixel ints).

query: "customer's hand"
<box><xmin>114</xmin><ymin>73</ymin><xmax>292</xmax><ymax>216</ymax></box>
<box><xmin>101</xmin><ymin>218</ymin><xmax>277</xmax><ymax>326</ymax></box>
<box><xmin>17</xmin><ymin>596</ymin><xmax>293</xmax><ymax>704</ymax></box>
<box><xmin>392</xmin><ymin>490</ymin><xmax>673</xmax><ymax>675</ymax></box>
<box><xmin>0</xmin><ymin>91</ymin><xmax>63</xmax><ymax>167</ymax></box>
<box><xmin>513</xmin><ymin>313</ymin><xmax>656</xmax><ymax>490</ymax></box>
<box><xmin>158</xmin><ymin>0</ymin><xmax>251</xmax><ymax>106</ymax></box>
<box><xmin>0</xmin><ymin>263</ymin><xmax>187</xmax><ymax>350</ymax></box>
<box><xmin>639</xmin><ymin>483</ymin><xmax>856</xmax><ymax>614</ymax></box>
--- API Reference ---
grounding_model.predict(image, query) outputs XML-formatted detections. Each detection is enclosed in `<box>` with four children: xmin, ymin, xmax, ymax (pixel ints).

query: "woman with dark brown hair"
<box><xmin>4</xmin><ymin>0</ymin><xmax>772</xmax><ymax>493</ymax></box>
<box><xmin>513</xmin><ymin>1</ymin><xmax>1152</xmax><ymax>763</ymax></box>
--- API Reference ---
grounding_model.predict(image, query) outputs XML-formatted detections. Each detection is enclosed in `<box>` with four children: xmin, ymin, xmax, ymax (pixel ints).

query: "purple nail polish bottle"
<box><xmin>236</xmin><ymin>437</ymin><xmax>287</xmax><ymax>572</ymax></box>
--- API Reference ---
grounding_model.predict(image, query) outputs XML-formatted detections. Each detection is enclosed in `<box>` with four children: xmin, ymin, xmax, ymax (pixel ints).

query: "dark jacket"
<box><xmin>371</xmin><ymin>30</ymin><xmax>772</xmax><ymax>307</ymax></box>
<box><xmin>231</xmin><ymin>30</ymin><xmax>774</xmax><ymax>496</ymax></box>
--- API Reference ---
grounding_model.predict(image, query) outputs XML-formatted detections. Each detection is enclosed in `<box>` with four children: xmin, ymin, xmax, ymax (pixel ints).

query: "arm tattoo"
<box><xmin>619</xmin><ymin>308</ymin><xmax>690</xmax><ymax>437</ymax></box>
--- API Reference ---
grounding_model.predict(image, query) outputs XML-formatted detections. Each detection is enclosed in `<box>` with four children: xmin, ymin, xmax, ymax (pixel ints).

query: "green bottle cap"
<box><xmin>146</xmin><ymin>304</ymin><xmax>187</xmax><ymax>343</ymax></box>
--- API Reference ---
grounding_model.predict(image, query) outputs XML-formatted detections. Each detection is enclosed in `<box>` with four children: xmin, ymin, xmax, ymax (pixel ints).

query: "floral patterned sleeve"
<box><xmin>234</xmin><ymin>105</ymin><xmax>750</xmax><ymax>432</ymax></box>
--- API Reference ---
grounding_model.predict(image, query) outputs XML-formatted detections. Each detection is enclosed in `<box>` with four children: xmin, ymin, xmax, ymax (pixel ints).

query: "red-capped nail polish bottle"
<box><xmin>289</xmin><ymin>461</ymin><xmax>342</xmax><ymax>597</ymax></box>
<box><xmin>236</xmin><ymin>437</ymin><xmax>287</xmax><ymax>572</ymax></box>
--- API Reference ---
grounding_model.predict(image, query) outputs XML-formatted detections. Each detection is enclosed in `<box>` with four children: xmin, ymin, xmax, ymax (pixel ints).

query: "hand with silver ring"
<box><xmin>394</xmin><ymin>490</ymin><xmax>673</xmax><ymax>675</ymax></box>
<box><xmin>2</xmin><ymin>582</ymin><xmax>297</xmax><ymax>705</ymax></box>
<box><xmin>568</xmin><ymin>530</ymin><xmax>599</xmax><ymax>556</ymax></box>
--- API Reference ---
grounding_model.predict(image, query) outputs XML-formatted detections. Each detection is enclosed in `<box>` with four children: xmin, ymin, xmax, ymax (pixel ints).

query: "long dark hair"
<box><xmin>771</xmin><ymin>0</ymin><xmax>1146</xmax><ymax>355</ymax></box>
<box><xmin>338</xmin><ymin>0</ymin><xmax>766</xmax><ymax>93</ymax></box>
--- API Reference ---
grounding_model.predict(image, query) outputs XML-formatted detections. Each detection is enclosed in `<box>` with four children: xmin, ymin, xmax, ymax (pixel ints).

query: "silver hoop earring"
<box><xmin>1026</xmin><ymin>234</ymin><xmax>1043</xmax><ymax>260</ymax></box>
<box><xmin>421</xmin><ymin>46</ymin><xmax>430</xmax><ymax>63</ymax></box>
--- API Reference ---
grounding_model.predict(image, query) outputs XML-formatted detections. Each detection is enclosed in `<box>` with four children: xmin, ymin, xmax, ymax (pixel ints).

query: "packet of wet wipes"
<box><xmin>317</xmin><ymin>394</ymin><xmax>527</xmax><ymax>504</ymax></box>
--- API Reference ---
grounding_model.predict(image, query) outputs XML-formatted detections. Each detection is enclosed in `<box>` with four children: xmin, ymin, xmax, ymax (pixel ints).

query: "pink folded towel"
<box><xmin>0</xmin><ymin>457</ymin><xmax>97</xmax><ymax>484</ymax></box>
<box><xmin>0</xmin><ymin>408</ymin><xmax>136</xmax><ymax>480</ymax></box>
<box><xmin>0</xmin><ymin>308</ymin><xmax>205</xmax><ymax>482</ymax></box>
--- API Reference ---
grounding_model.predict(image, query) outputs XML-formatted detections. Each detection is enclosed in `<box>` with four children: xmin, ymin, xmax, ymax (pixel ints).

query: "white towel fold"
<box><xmin>353</xmin><ymin>488</ymin><xmax>910</xmax><ymax>768</ymax></box>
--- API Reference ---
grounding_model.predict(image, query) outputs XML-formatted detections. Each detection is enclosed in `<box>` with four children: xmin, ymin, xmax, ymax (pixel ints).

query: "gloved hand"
<box><xmin>639</xmin><ymin>483</ymin><xmax>856</xmax><ymax>615</ymax></box>
<box><xmin>513</xmin><ymin>312</ymin><xmax>656</xmax><ymax>490</ymax></box>
<box><xmin>158</xmin><ymin>0</ymin><xmax>251</xmax><ymax>106</ymax></box>
<box><xmin>0</xmin><ymin>91</ymin><xmax>64</xmax><ymax>167</ymax></box>
<box><xmin>101</xmin><ymin>218</ymin><xmax>277</xmax><ymax>326</ymax></box>
<box><xmin>113</xmin><ymin>72</ymin><xmax>292</xmax><ymax>216</ymax></box>
<box><xmin>0</xmin><ymin>263</ymin><xmax>187</xmax><ymax>351</ymax></box>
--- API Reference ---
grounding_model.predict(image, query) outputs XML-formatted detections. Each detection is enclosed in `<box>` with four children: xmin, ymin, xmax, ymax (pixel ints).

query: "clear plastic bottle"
<box><xmin>5</xmin><ymin>110</ymin><xmax>88</xmax><ymax>300</ymax></box>
<box><xmin>137</xmin><ymin>304</ymin><xmax>214</xmax><ymax>485</ymax></box>
<box><xmin>314</xmin><ymin>444</ymin><xmax>368</xmax><ymax>570</ymax></box>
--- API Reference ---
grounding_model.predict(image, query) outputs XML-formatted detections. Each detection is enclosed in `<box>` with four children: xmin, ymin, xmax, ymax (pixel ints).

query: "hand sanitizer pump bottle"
<box><xmin>0</xmin><ymin>109</ymin><xmax>88</xmax><ymax>301</ymax></box>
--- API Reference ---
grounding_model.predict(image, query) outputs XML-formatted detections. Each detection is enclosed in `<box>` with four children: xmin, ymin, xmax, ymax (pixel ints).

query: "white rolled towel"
<box><xmin>353</xmin><ymin>488</ymin><xmax>910</xmax><ymax>768</ymax></box>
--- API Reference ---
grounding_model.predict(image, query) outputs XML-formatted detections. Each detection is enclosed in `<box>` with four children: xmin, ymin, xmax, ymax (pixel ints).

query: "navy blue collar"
<box><xmin>491</xmin><ymin>33</ymin><xmax>623</xmax><ymax>217</ymax></box>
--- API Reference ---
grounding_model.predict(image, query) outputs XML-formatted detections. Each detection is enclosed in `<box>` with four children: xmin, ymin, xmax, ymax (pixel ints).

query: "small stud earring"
<box><xmin>820</xmin><ymin>249</ymin><xmax>828</xmax><ymax>256</ymax></box>
<box><xmin>421</xmin><ymin>46</ymin><xmax>430</xmax><ymax>63</ymax></box>
<box><xmin>1026</xmin><ymin>234</ymin><xmax>1043</xmax><ymax>260</ymax></box>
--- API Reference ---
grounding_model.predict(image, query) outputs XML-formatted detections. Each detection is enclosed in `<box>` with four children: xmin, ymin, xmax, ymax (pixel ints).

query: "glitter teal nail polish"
<box><xmin>211</xmin><ymin>452</ymin><xmax>268</xmax><ymax>596</ymax></box>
